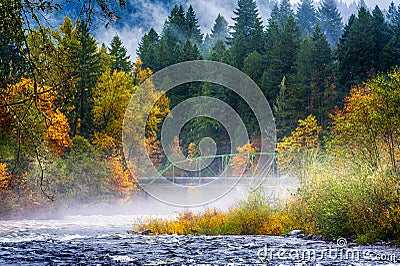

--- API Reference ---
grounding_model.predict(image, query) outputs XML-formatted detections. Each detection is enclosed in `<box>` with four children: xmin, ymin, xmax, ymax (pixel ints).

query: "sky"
<box><xmin>93</xmin><ymin>0</ymin><xmax>400</xmax><ymax>59</ymax></box>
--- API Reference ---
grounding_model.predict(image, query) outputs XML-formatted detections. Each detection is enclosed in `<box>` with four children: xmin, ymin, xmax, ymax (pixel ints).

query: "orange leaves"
<box><xmin>46</xmin><ymin>109</ymin><xmax>72</xmax><ymax>156</ymax></box>
<box><xmin>0</xmin><ymin>163</ymin><xmax>11</xmax><ymax>191</ymax></box>
<box><xmin>7</xmin><ymin>78</ymin><xmax>56</xmax><ymax>114</ymax></box>
<box><xmin>230</xmin><ymin>142</ymin><xmax>258</xmax><ymax>177</ymax></box>
<box><xmin>109</xmin><ymin>156</ymin><xmax>138</xmax><ymax>201</ymax></box>
<box><xmin>330</xmin><ymin>68</ymin><xmax>400</xmax><ymax>172</ymax></box>
<box><xmin>145</xmin><ymin>136</ymin><xmax>164</xmax><ymax>167</ymax></box>
<box><xmin>3</xmin><ymin>78</ymin><xmax>72</xmax><ymax>157</ymax></box>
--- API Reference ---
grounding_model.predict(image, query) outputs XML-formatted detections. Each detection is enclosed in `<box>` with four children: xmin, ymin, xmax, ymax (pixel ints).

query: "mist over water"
<box><xmin>2</xmin><ymin>179</ymin><xmax>399</xmax><ymax>266</ymax></box>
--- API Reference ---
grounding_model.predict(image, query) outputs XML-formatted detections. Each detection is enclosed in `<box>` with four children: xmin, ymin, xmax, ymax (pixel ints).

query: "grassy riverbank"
<box><xmin>135</xmin><ymin>170</ymin><xmax>400</xmax><ymax>245</ymax></box>
<box><xmin>135</xmin><ymin>151</ymin><xmax>400</xmax><ymax>245</ymax></box>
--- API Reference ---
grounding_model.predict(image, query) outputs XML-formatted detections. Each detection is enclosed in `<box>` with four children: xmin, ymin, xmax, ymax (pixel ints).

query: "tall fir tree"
<box><xmin>386</xmin><ymin>2</ymin><xmax>400</xmax><ymax>32</ymax></box>
<box><xmin>318</xmin><ymin>0</ymin><xmax>343</xmax><ymax>47</ymax></box>
<box><xmin>338</xmin><ymin>7</ymin><xmax>379</xmax><ymax>91</ymax></box>
<box><xmin>185</xmin><ymin>5</ymin><xmax>203</xmax><ymax>46</ymax></box>
<box><xmin>202</xmin><ymin>34</ymin><xmax>213</xmax><ymax>56</ymax></box>
<box><xmin>0</xmin><ymin>29</ymin><xmax>26</xmax><ymax>87</ymax></box>
<box><xmin>108</xmin><ymin>35</ymin><xmax>132</xmax><ymax>73</ymax></box>
<box><xmin>137</xmin><ymin>28</ymin><xmax>159</xmax><ymax>70</ymax></box>
<box><xmin>278</xmin><ymin>0</ymin><xmax>294</xmax><ymax>26</ymax></box>
<box><xmin>371</xmin><ymin>6</ymin><xmax>391</xmax><ymax>71</ymax></box>
<box><xmin>230</xmin><ymin>0</ymin><xmax>264</xmax><ymax>67</ymax></box>
<box><xmin>387</xmin><ymin>2</ymin><xmax>400</xmax><ymax>33</ymax></box>
<box><xmin>73</xmin><ymin>20</ymin><xmax>101</xmax><ymax>137</ymax></box>
<box><xmin>162</xmin><ymin>5</ymin><xmax>186</xmax><ymax>49</ymax></box>
<box><xmin>296</xmin><ymin>0</ymin><xmax>317</xmax><ymax>37</ymax></box>
<box><xmin>261</xmin><ymin>15</ymin><xmax>302</xmax><ymax>105</ymax></box>
<box><xmin>357</xmin><ymin>0</ymin><xmax>368</xmax><ymax>10</ymax></box>
<box><xmin>208</xmin><ymin>39</ymin><xmax>227</xmax><ymax>61</ymax></box>
<box><xmin>210</xmin><ymin>14</ymin><xmax>229</xmax><ymax>45</ymax></box>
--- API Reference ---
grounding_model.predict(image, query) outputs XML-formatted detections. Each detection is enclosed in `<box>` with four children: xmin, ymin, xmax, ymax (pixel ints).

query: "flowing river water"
<box><xmin>0</xmin><ymin>213</ymin><xmax>399</xmax><ymax>265</ymax></box>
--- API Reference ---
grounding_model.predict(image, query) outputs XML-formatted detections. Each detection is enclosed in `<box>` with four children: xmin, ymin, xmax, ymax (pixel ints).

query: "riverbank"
<box><xmin>1</xmin><ymin>214</ymin><xmax>399</xmax><ymax>265</ymax></box>
<box><xmin>134</xmin><ymin>168</ymin><xmax>400</xmax><ymax>246</ymax></box>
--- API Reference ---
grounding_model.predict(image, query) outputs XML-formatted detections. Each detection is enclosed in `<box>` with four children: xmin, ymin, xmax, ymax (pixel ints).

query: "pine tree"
<box><xmin>318</xmin><ymin>0</ymin><xmax>343</xmax><ymax>46</ymax></box>
<box><xmin>156</xmin><ymin>37</ymin><xmax>172</xmax><ymax>70</ymax></box>
<box><xmin>338</xmin><ymin>7</ymin><xmax>376</xmax><ymax>91</ymax></box>
<box><xmin>73</xmin><ymin>20</ymin><xmax>101</xmax><ymax>137</ymax></box>
<box><xmin>109</xmin><ymin>35</ymin><xmax>132</xmax><ymax>73</ymax></box>
<box><xmin>269</xmin><ymin>3</ymin><xmax>280</xmax><ymax>23</ymax></box>
<box><xmin>230</xmin><ymin>0</ymin><xmax>264</xmax><ymax>67</ymax></box>
<box><xmin>202</xmin><ymin>33</ymin><xmax>213</xmax><ymax>56</ymax></box>
<box><xmin>386</xmin><ymin>2</ymin><xmax>398</xmax><ymax>31</ymax></box>
<box><xmin>230</xmin><ymin>34</ymin><xmax>247</xmax><ymax>67</ymax></box>
<box><xmin>336</xmin><ymin>13</ymin><xmax>355</xmax><ymax>65</ymax></box>
<box><xmin>357</xmin><ymin>0</ymin><xmax>368</xmax><ymax>10</ymax></box>
<box><xmin>296</xmin><ymin>0</ymin><xmax>317</xmax><ymax>37</ymax></box>
<box><xmin>274</xmin><ymin>76</ymin><xmax>294</xmax><ymax>139</ymax></box>
<box><xmin>380</xmin><ymin>33</ymin><xmax>400</xmax><ymax>71</ymax></box>
<box><xmin>210</xmin><ymin>14</ymin><xmax>229</xmax><ymax>45</ymax></box>
<box><xmin>180</xmin><ymin>39</ymin><xmax>201</xmax><ymax>62</ymax></box>
<box><xmin>387</xmin><ymin>2</ymin><xmax>400</xmax><ymax>33</ymax></box>
<box><xmin>243</xmin><ymin>51</ymin><xmax>264</xmax><ymax>84</ymax></box>
<box><xmin>163</xmin><ymin>4</ymin><xmax>186</xmax><ymax>47</ymax></box>
<box><xmin>0</xmin><ymin>29</ymin><xmax>26</xmax><ymax>87</ymax></box>
<box><xmin>371</xmin><ymin>6</ymin><xmax>391</xmax><ymax>71</ymax></box>
<box><xmin>208</xmin><ymin>40</ymin><xmax>226</xmax><ymax>61</ymax></box>
<box><xmin>310</xmin><ymin>26</ymin><xmax>336</xmax><ymax>127</ymax></box>
<box><xmin>261</xmin><ymin>15</ymin><xmax>301</xmax><ymax>105</ymax></box>
<box><xmin>137</xmin><ymin>28</ymin><xmax>159</xmax><ymax>70</ymax></box>
<box><xmin>278</xmin><ymin>0</ymin><xmax>294</xmax><ymax>26</ymax></box>
<box><xmin>185</xmin><ymin>5</ymin><xmax>203</xmax><ymax>46</ymax></box>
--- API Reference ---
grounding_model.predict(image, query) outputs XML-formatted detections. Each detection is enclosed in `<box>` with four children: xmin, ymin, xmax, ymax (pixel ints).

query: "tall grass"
<box><xmin>136</xmin><ymin>154</ymin><xmax>400</xmax><ymax>244</ymax></box>
<box><xmin>134</xmin><ymin>191</ymin><xmax>296</xmax><ymax>236</ymax></box>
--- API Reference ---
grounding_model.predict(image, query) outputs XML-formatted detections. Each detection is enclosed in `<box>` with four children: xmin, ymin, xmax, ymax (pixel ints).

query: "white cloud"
<box><xmin>94</xmin><ymin>0</ymin><xmax>169</xmax><ymax>59</ymax></box>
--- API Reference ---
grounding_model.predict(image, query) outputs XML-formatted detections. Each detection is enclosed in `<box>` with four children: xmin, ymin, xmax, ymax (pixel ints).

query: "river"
<box><xmin>0</xmin><ymin>214</ymin><xmax>399</xmax><ymax>265</ymax></box>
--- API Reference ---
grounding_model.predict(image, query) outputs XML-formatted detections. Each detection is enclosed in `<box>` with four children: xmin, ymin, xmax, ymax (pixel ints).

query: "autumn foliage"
<box><xmin>108</xmin><ymin>156</ymin><xmax>138</xmax><ymax>201</ymax></box>
<box><xmin>3</xmin><ymin>78</ymin><xmax>72</xmax><ymax>156</ymax></box>
<box><xmin>230</xmin><ymin>142</ymin><xmax>258</xmax><ymax>176</ymax></box>
<box><xmin>330</xmin><ymin>69</ymin><xmax>400</xmax><ymax>174</ymax></box>
<box><xmin>0</xmin><ymin>163</ymin><xmax>11</xmax><ymax>192</ymax></box>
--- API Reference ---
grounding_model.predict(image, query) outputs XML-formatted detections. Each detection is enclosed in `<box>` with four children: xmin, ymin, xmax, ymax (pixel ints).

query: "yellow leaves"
<box><xmin>230</xmin><ymin>142</ymin><xmax>258</xmax><ymax>176</ymax></box>
<box><xmin>330</xmin><ymin>68</ymin><xmax>400</xmax><ymax>173</ymax></box>
<box><xmin>133</xmin><ymin>56</ymin><xmax>153</xmax><ymax>85</ymax></box>
<box><xmin>0</xmin><ymin>163</ymin><xmax>11</xmax><ymax>191</ymax></box>
<box><xmin>92</xmin><ymin>132</ymin><xmax>117</xmax><ymax>152</ymax></box>
<box><xmin>277</xmin><ymin>114</ymin><xmax>322</xmax><ymax>154</ymax></box>
<box><xmin>4</xmin><ymin>78</ymin><xmax>72</xmax><ymax>157</ymax></box>
<box><xmin>276</xmin><ymin>114</ymin><xmax>322</xmax><ymax>175</ymax></box>
<box><xmin>109</xmin><ymin>156</ymin><xmax>138</xmax><ymax>201</ymax></box>
<box><xmin>7</xmin><ymin>78</ymin><xmax>55</xmax><ymax>114</ymax></box>
<box><xmin>93</xmin><ymin>69</ymin><xmax>134</xmax><ymax>151</ymax></box>
<box><xmin>145</xmin><ymin>136</ymin><xmax>164</xmax><ymax>167</ymax></box>
<box><xmin>146</xmin><ymin>92</ymin><xmax>170</xmax><ymax>138</ymax></box>
<box><xmin>123</xmin><ymin>78</ymin><xmax>170</xmax><ymax>162</ymax></box>
<box><xmin>46</xmin><ymin>109</ymin><xmax>72</xmax><ymax>156</ymax></box>
<box><xmin>257</xmin><ymin>213</ymin><xmax>291</xmax><ymax>235</ymax></box>
<box><xmin>187</xmin><ymin>142</ymin><xmax>199</xmax><ymax>159</ymax></box>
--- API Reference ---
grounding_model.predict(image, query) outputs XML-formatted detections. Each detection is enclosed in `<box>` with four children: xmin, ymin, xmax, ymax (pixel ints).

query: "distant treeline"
<box><xmin>138</xmin><ymin>0</ymin><xmax>400</xmax><ymax>142</ymax></box>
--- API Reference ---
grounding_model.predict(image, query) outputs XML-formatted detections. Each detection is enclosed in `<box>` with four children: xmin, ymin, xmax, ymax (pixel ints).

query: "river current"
<box><xmin>0</xmin><ymin>214</ymin><xmax>399</xmax><ymax>265</ymax></box>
